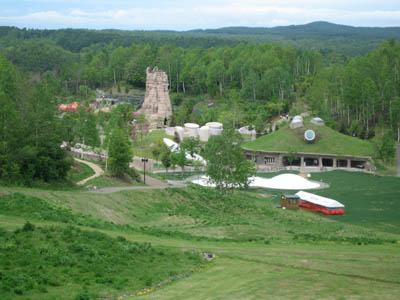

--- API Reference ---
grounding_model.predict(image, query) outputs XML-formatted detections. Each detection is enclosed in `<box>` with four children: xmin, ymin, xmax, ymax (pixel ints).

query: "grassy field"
<box><xmin>0</xmin><ymin>193</ymin><xmax>203</xmax><ymax>300</ymax></box>
<box><xmin>243</xmin><ymin>119</ymin><xmax>375</xmax><ymax>156</ymax></box>
<box><xmin>0</xmin><ymin>170</ymin><xmax>399</xmax><ymax>299</ymax></box>
<box><xmin>256</xmin><ymin>170</ymin><xmax>400</xmax><ymax>234</ymax></box>
<box><xmin>132</xmin><ymin>129</ymin><xmax>168</xmax><ymax>159</ymax></box>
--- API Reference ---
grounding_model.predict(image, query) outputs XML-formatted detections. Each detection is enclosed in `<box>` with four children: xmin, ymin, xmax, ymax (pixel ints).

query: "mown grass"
<box><xmin>303</xmin><ymin>171</ymin><xmax>400</xmax><ymax>234</ymax></box>
<box><xmin>256</xmin><ymin>170</ymin><xmax>400</xmax><ymax>234</ymax></box>
<box><xmin>138</xmin><ymin>244</ymin><xmax>400</xmax><ymax>300</ymax></box>
<box><xmin>243</xmin><ymin>119</ymin><xmax>375</xmax><ymax>156</ymax></box>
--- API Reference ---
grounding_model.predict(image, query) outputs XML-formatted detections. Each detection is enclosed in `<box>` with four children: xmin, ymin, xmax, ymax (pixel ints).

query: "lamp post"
<box><xmin>141</xmin><ymin>158</ymin><xmax>149</xmax><ymax>184</ymax></box>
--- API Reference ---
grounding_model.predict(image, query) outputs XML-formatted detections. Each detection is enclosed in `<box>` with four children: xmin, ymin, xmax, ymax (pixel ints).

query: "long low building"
<box><xmin>243</xmin><ymin>148</ymin><xmax>375</xmax><ymax>172</ymax></box>
<box><xmin>295</xmin><ymin>191</ymin><xmax>345</xmax><ymax>215</ymax></box>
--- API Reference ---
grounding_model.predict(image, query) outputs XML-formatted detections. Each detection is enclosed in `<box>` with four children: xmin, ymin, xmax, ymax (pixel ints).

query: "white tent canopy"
<box><xmin>192</xmin><ymin>173</ymin><xmax>322</xmax><ymax>190</ymax></box>
<box><xmin>163</xmin><ymin>138</ymin><xmax>206</xmax><ymax>165</ymax></box>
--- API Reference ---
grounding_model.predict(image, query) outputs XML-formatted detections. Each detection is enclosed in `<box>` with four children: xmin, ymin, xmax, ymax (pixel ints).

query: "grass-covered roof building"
<box><xmin>242</xmin><ymin>118</ymin><xmax>376</xmax><ymax>171</ymax></box>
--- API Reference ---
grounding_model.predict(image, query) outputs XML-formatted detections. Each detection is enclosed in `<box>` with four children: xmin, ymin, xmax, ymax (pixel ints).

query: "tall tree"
<box><xmin>204</xmin><ymin>127</ymin><xmax>256</xmax><ymax>194</ymax></box>
<box><xmin>107</xmin><ymin>128</ymin><xmax>133</xmax><ymax>177</ymax></box>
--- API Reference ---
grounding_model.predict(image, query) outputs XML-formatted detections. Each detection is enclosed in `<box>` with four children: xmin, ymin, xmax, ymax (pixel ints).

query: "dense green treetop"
<box><xmin>204</xmin><ymin>127</ymin><xmax>256</xmax><ymax>194</ymax></box>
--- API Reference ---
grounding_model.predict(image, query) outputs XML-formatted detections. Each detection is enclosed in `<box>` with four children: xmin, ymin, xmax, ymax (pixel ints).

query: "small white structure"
<box><xmin>184</xmin><ymin>123</ymin><xmax>200</xmax><ymax>138</ymax></box>
<box><xmin>238</xmin><ymin>126</ymin><xmax>256</xmax><ymax>141</ymax></box>
<box><xmin>311</xmin><ymin>117</ymin><xmax>325</xmax><ymax>126</ymax></box>
<box><xmin>238</xmin><ymin>126</ymin><xmax>256</xmax><ymax>135</ymax></box>
<box><xmin>206</xmin><ymin>122</ymin><xmax>223</xmax><ymax>136</ymax></box>
<box><xmin>293</xmin><ymin>115</ymin><xmax>303</xmax><ymax>121</ymax></box>
<box><xmin>175</xmin><ymin>126</ymin><xmax>184</xmax><ymax>141</ymax></box>
<box><xmin>165</xmin><ymin>127</ymin><xmax>175</xmax><ymax>137</ymax></box>
<box><xmin>206</xmin><ymin>122</ymin><xmax>223</xmax><ymax>128</ymax></box>
<box><xmin>163</xmin><ymin>138</ymin><xmax>206</xmax><ymax>165</ymax></box>
<box><xmin>199</xmin><ymin>126</ymin><xmax>210</xmax><ymax>142</ymax></box>
<box><xmin>290</xmin><ymin>115</ymin><xmax>304</xmax><ymax>129</ymax></box>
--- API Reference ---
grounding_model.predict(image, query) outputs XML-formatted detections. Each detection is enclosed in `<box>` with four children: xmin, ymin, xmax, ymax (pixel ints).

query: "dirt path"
<box><xmin>74</xmin><ymin>158</ymin><xmax>104</xmax><ymax>185</ymax></box>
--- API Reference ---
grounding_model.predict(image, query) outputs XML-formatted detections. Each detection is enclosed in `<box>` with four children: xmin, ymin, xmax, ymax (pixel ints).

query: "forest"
<box><xmin>0</xmin><ymin>24</ymin><xmax>399</xmax><ymax>185</ymax></box>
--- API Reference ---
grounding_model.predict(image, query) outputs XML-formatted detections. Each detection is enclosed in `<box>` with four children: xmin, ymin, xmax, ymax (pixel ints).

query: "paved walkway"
<box><xmin>89</xmin><ymin>174</ymin><xmax>186</xmax><ymax>194</ymax></box>
<box><xmin>74</xmin><ymin>158</ymin><xmax>104</xmax><ymax>185</ymax></box>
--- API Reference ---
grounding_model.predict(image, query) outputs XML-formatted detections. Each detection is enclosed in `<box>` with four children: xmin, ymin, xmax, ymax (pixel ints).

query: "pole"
<box><xmin>143</xmin><ymin>159</ymin><xmax>146</xmax><ymax>184</ymax></box>
<box><xmin>142</xmin><ymin>158</ymin><xmax>148</xmax><ymax>184</ymax></box>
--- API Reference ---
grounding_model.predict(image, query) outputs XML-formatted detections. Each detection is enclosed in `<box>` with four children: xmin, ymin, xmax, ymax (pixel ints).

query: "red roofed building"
<box><xmin>59</xmin><ymin>102</ymin><xmax>79</xmax><ymax>113</ymax></box>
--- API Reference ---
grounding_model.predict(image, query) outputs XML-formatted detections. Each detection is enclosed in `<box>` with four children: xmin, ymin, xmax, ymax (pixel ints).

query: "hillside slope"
<box><xmin>1</xmin><ymin>169</ymin><xmax>400</xmax><ymax>299</ymax></box>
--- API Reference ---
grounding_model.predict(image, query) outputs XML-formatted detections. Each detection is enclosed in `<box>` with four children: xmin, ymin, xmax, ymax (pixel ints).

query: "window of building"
<box><xmin>264</xmin><ymin>157</ymin><xmax>275</xmax><ymax>164</ymax></box>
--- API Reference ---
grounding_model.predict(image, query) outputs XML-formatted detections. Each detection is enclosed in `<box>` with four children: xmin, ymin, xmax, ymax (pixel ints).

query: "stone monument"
<box><xmin>138</xmin><ymin>66</ymin><xmax>172</xmax><ymax>128</ymax></box>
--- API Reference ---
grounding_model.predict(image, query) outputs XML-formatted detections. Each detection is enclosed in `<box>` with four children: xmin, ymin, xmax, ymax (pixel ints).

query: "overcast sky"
<box><xmin>1</xmin><ymin>0</ymin><xmax>400</xmax><ymax>30</ymax></box>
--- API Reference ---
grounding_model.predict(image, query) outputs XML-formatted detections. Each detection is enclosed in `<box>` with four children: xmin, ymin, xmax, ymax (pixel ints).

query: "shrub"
<box><xmin>75</xmin><ymin>290</ymin><xmax>90</xmax><ymax>300</ymax></box>
<box><xmin>22</xmin><ymin>221</ymin><xmax>35</xmax><ymax>232</ymax></box>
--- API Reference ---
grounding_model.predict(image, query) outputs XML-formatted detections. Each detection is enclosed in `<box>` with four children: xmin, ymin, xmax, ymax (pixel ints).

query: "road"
<box><xmin>89</xmin><ymin>174</ymin><xmax>186</xmax><ymax>194</ymax></box>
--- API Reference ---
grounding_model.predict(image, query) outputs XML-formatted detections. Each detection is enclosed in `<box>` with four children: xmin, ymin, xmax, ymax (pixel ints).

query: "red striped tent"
<box><xmin>295</xmin><ymin>191</ymin><xmax>344</xmax><ymax>215</ymax></box>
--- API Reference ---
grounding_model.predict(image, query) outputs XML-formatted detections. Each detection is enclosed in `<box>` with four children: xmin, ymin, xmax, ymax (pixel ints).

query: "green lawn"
<box><xmin>84</xmin><ymin>174</ymin><xmax>145</xmax><ymax>188</ymax></box>
<box><xmin>152</xmin><ymin>171</ymin><xmax>205</xmax><ymax>181</ymax></box>
<box><xmin>67</xmin><ymin>160</ymin><xmax>95</xmax><ymax>183</ymax></box>
<box><xmin>243</xmin><ymin>119</ymin><xmax>375</xmax><ymax>157</ymax></box>
<box><xmin>132</xmin><ymin>129</ymin><xmax>168</xmax><ymax>159</ymax></box>
<box><xmin>0</xmin><ymin>170</ymin><xmax>399</xmax><ymax>299</ymax></box>
<box><xmin>304</xmin><ymin>171</ymin><xmax>400</xmax><ymax>234</ymax></box>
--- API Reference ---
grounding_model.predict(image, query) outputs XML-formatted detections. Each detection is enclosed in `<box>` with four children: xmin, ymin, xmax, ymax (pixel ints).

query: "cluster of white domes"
<box><xmin>290</xmin><ymin>115</ymin><xmax>325</xmax><ymax>129</ymax></box>
<box><xmin>165</xmin><ymin>122</ymin><xmax>223</xmax><ymax>142</ymax></box>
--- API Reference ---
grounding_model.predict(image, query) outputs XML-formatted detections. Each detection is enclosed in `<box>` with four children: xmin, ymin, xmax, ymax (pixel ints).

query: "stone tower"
<box><xmin>139</xmin><ymin>66</ymin><xmax>172</xmax><ymax>127</ymax></box>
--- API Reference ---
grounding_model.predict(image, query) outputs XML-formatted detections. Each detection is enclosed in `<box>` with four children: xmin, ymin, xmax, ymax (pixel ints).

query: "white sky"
<box><xmin>1</xmin><ymin>0</ymin><xmax>400</xmax><ymax>30</ymax></box>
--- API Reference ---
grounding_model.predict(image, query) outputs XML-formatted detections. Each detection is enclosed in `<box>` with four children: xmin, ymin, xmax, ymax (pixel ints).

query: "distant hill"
<box><xmin>187</xmin><ymin>22</ymin><xmax>400</xmax><ymax>58</ymax></box>
<box><xmin>189</xmin><ymin>21</ymin><xmax>400</xmax><ymax>40</ymax></box>
<box><xmin>1</xmin><ymin>22</ymin><xmax>399</xmax><ymax>57</ymax></box>
<box><xmin>243</xmin><ymin>119</ymin><xmax>375</xmax><ymax>157</ymax></box>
